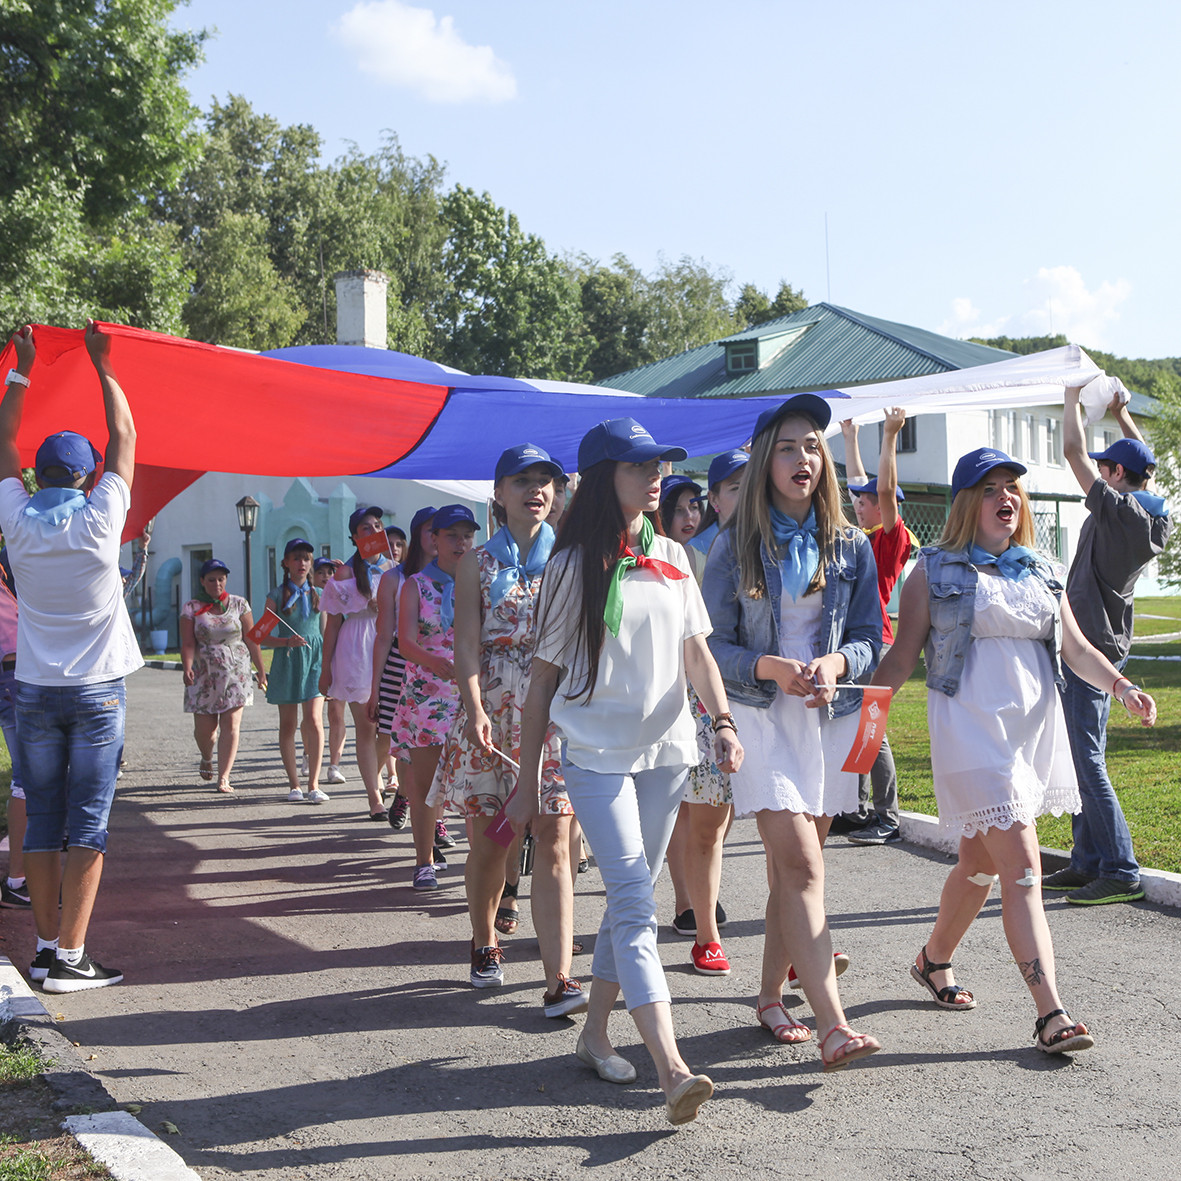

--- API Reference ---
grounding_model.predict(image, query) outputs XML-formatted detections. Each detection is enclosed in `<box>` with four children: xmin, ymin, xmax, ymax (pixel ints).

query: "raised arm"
<box><xmin>0</xmin><ymin>326</ymin><xmax>35</xmax><ymax>482</ymax></box>
<box><xmin>840</xmin><ymin>418</ymin><xmax>868</xmax><ymax>486</ymax></box>
<box><xmin>84</xmin><ymin>321</ymin><xmax>136</xmax><ymax>489</ymax></box>
<box><xmin>1063</xmin><ymin>385</ymin><xmax>1100</xmax><ymax>496</ymax></box>
<box><xmin>877</xmin><ymin>407</ymin><xmax>904</xmax><ymax>534</ymax></box>
<box><xmin>1110</xmin><ymin>392</ymin><xmax>1146</xmax><ymax>445</ymax></box>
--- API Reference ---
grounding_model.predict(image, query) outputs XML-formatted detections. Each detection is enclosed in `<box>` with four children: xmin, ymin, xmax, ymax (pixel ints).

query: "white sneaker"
<box><xmin>287</xmin><ymin>788</ymin><xmax>306</xmax><ymax>803</ymax></box>
<box><xmin>307</xmin><ymin>788</ymin><xmax>330</xmax><ymax>804</ymax></box>
<box><xmin>325</xmin><ymin>764</ymin><xmax>347</xmax><ymax>785</ymax></box>
<box><xmin>299</xmin><ymin>754</ymin><xmax>309</xmax><ymax>777</ymax></box>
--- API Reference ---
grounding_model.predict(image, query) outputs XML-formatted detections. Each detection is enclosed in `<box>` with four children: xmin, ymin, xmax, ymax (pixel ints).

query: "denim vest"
<box><xmin>702</xmin><ymin>525</ymin><xmax>882</xmax><ymax>719</ymax></box>
<box><xmin>923</xmin><ymin>546</ymin><xmax>1065</xmax><ymax>698</ymax></box>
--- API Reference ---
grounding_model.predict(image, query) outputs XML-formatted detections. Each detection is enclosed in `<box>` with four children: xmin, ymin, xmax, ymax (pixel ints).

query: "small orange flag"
<box><xmin>245</xmin><ymin>607</ymin><xmax>281</xmax><ymax>646</ymax></box>
<box><xmin>841</xmin><ymin>686</ymin><xmax>894</xmax><ymax>774</ymax></box>
<box><xmin>357</xmin><ymin>530</ymin><xmax>392</xmax><ymax>561</ymax></box>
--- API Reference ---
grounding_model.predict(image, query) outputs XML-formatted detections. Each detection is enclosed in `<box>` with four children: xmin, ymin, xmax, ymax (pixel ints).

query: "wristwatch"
<box><xmin>712</xmin><ymin>711</ymin><xmax>738</xmax><ymax>735</ymax></box>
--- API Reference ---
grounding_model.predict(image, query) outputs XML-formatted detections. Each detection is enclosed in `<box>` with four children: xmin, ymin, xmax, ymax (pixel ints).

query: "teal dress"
<box><xmin>264</xmin><ymin>582</ymin><xmax>323</xmax><ymax>704</ymax></box>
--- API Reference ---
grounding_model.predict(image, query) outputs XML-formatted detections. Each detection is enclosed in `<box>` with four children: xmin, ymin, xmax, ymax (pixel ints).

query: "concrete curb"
<box><xmin>141</xmin><ymin>659</ymin><xmax>182</xmax><ymax>671</ymax></box>
<box><xmin>898</xmin><ymin>809</ymin><xmax>1181</xmax><ymax>908</ymax></box>
<box><xmin>0</xmin><ymin>956</ymin><xmax>200</xmax><ymax>1180</ymax></box>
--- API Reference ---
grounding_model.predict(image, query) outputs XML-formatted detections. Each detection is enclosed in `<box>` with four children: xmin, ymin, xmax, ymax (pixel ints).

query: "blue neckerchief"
<box><xmin>688</xmin><ymin>522</ymin><xmax>718</xmax><ymax>555</ymax></box>
<box><xmin>484</xmin><ymin>523</ymin><xmax>554</xmax><ymax>608</ymax></box>
<box><xmin>770</xmin><ymin>505</ymin><xmax>819</xmax><ymax>601</ymax></box>
<box><xmin>422</xmin><ymin>560</ymin><xmax>457</xmax><ymax>631</ymax></box>
<box><xmin>24</xmin><ymin>487</ymin><xmax>87</xmax><ymax>525</ymax></box>
<box><xmin>285</xmin><ymin>581</ymin><xmax>312</xmax><ymax>618</ymax></box>
<box><xmin>1130</xmin><ymin>490</ymin><xmax>1168</xmax><ymax>518</ymax></box>
<box><xmin>365</xmin><ymin>558</ymin><xmax>387</xmax><ymax>578</ymax></box>
<box><xmin>970</xmin><ymin>543</ymin><xmax>1040</xmax><ymax>582</ymax></box>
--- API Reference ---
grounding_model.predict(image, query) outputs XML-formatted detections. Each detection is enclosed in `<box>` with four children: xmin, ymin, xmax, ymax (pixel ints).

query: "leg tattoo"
<box><xmin>1019</xmin><ymin>958</ymin><xmax>1045</xmax><ymax>987</ymax></box>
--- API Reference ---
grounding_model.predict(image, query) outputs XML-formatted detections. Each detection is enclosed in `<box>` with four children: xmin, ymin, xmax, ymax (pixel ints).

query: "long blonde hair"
<box><xmin>729</xmin><ymin>411</ymin><xmax>854</xmax><ymax>598</ymax></box>
<box><xmin>938</xmin><ymin>467</ymin><xmax>1035</xmax><ymax>552</ymax></box>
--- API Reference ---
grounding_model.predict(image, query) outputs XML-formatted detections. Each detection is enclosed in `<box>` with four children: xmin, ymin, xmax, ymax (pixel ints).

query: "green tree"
<box><xmin>0</xmin><ymin>0</ymin><xmax>204</xmax><ymax>220</ymax></box>
<box><xmin>575</xmin><ymin>253</ymin><xmax>654</xmax><ymax>380</ymax></box>
<box><xmin>644</xmin><ymin>255</ymin><xmax>739</xmax><ymax>358</ymax></box>
<box><xmin>435</xmin><ymin>186</ymin><xmax>588</xmax><ymax>379</ymax></box>
<box><xmin>735</xmin><ymin>279</ymin><xmax>808</xmax><ymax>329</ymax></box>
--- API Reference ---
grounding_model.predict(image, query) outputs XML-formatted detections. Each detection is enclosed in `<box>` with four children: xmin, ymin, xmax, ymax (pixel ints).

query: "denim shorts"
<box><xmin>17</xmin><ymin>678</ymin><xmax>126</xmax><ymax>854</ymax></box>
<box><xmin>0</xmin><ymin>665</ymin><xmax>22</xmax><ymax>800</ymax></box>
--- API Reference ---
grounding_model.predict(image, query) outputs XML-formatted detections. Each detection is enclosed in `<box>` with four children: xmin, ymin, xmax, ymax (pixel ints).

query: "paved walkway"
<box><xmin>3</xmin><ymin>667</ymin><xmax>1180</xmax><ymax>1180</ymax></box>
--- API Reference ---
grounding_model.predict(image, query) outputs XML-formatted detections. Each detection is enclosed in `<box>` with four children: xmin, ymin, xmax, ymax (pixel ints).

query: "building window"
<box><xmin>266</xmin><ymin>546</ymin><xmax>277</xmax><ymax>593</ymax></box>
<box><xmin>726</xmin><ymin>344</ymin><xmax>757</xmax><ymax>374</ymax></box>
<box><xmin>1045</xmin><ymin>416</ymin><xmax>1064</xmax><ymax>467</ymax></box>
<box><xmin>990</xmin><ymin>410</ymin><xmax>1006</xmax><ymax>451</ymax></box>
<box><xmin>1024</xmin><ymin>414</ymin><xmax>1038</xmax><ymax>465</ymax></box>
<box><xmin>321</xmin><ymin>544</ymin><xmax>331</xmax><ymax>558</ymax></box>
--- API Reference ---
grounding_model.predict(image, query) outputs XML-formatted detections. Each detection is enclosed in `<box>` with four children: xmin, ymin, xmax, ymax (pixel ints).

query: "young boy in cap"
<box><xmin>836</xmin><ymin>408</ymin><xmax>916</xmax><ymax>844</ymax></box>
<box><xmin>1044</xmin><ymin>386</ymin><xmax>1172</xmax><ymax>904</ymax></box>
<box><xmin>0</xmin><ymin>322</ymin><xmax>142</xmax><ymax>990</ymax></box>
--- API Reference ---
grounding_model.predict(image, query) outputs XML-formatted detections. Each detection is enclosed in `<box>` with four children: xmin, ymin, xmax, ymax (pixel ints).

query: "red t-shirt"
<box><xmin>867</xmin><ymin>520</ymin><xmax>913</xmax><ymax>643</ymax></box>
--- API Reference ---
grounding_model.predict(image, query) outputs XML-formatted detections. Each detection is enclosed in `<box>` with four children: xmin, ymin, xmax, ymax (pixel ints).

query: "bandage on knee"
<box><xmin>967</xmin><ymin>872</ymin><xmax>997</xmax><ymax>887</ymax></box>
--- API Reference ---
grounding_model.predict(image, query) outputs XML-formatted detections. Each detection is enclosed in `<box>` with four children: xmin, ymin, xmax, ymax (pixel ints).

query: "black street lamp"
<box><xmin>235</xmin><ymin>495</ymin><xmax>260</xmax><ymax>604</ymax></box>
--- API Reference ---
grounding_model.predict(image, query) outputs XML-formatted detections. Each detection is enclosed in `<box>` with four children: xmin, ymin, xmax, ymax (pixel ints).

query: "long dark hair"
<box><xmin>403</xmin><ymin>520</ymin><xmax>431</xmax><ymax>576</ymax></box>
<box><xmin>538</xmin><ymin>462</ymin><xmax>664</xmax><ymax>703</ymax></box>
<box><xmin>348</xmin><ymin>511</ymin><xmax>383</xmax><ymax>596</ymax></box>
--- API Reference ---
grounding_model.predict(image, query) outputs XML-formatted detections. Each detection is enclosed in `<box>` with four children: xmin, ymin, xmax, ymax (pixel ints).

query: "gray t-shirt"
<box><xmin>1065</xmin><ymin>479</ymin><xmax>1172</xmax><ymax>663</ymax></box>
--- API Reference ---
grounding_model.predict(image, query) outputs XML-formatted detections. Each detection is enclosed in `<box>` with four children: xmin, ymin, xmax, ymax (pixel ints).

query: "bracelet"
<box><xmin>4</xmin><ymin>369</ymin><xmax>29</xmax><ymax>388</ymax></box>
<box><xmin>712</xmin><ymin>711</ymin><xmax>738</xmax><ymax>736</ymax></box>
<box><xmin>1112</xmin><ymin>676</ymin><xmax>1130</xmax><ymax>697</ymax></box>
<box><xmin>1118</xmin><ymin>682</ymin><xmax>1138</xmax><ymax>706</ymax></box>
<box><xmin>714</xmin><ymin>720</ymin><xmax>737</xmax><ymax>735</ymax></box>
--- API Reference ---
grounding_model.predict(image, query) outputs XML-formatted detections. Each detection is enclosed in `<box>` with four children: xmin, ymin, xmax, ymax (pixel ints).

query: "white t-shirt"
<box><xmin>0</xmin><ymin>474</ymin><xmax>145</xmax><ymax>685</ymax></box>
<box><xmin>535</xmin><ymin>533</ymin><xmax>709</xmax><ymax>775</ymax></box>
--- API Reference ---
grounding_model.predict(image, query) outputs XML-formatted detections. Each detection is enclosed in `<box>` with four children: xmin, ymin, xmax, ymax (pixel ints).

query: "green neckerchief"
<box><xmin>603</xmin><ymin>516</ymin><xmax>687</xmax><ymax>636</ymax></box>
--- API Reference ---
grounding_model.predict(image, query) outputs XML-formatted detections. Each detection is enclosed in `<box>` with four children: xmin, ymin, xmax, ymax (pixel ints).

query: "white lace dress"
<box><xmin>926</xmin><ymin>560</ymin><xmax>1080</xmax><ymax>837</ymax></box>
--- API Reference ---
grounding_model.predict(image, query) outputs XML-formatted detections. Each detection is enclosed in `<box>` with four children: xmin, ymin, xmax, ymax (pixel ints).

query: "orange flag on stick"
<box><xmin>357</xmin><ymin>530</ymin><xmax>392</xmax><ymax>562</ymax></box>
<box><xmin>841</xmin><ymin>686</ymin><xmax>894</xmax><ymax>774</ymax></box>
<box><xmin>245</xmin><ymin>608</ymin><xmax>281</xmax><ymax>646</ymax></box>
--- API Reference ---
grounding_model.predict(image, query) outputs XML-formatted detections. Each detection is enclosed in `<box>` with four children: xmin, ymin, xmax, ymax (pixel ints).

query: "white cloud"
<box><xmin>938</xmin><ymin>266</ymin><xmax>1132</xmax><ymax>348</ymax></box>
<box><xmin>335</xmin><ymin>1</ymin><xmax>517</xmax><ymax>104</ymax></box>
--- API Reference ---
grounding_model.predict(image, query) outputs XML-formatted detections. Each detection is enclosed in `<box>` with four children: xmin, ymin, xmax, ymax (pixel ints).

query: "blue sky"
<box><xmin>173</xmin><ymin>0</ymin><xmax>1180</xmax><ymax>360</ymax></box>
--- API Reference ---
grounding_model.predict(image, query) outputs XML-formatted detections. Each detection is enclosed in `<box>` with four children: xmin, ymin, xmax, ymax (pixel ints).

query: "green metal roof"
<box><xmin>599</xmin><ymin>303</ymin><xmax>1016</xmax><ymax>398</ymax></box>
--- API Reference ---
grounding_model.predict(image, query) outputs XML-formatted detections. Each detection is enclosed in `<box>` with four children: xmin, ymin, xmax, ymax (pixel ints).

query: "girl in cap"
<box><xmin>262</xmin><ymin>539</ymin><xmax>326</xmax><ymax>804</ymax></box>
<box><xmin>318</xmin><ymin>507</ymin><xmax>392</xmax><ymax>819</ymax></box>
<box><xmin>657</xmin><ymin>474</ymin><xmax>705</xmax><ymax>582</ymax></box>
<box><xmin>436</xmin><ymin>445</ymin><xmax>583</xmax><ymax>1007</ymax></box>
<box><xmin>702</xmin><ymin>395</ymin><xmax>882</xmax><ymax>1069</ymax></box>
<box><xmin>873</xmin><ymin>448</ymin><xmax>1156</xmax><ymax>1055</ymax></box>
<box><xmin>516</xmin><ymin>417</ymin><xmax>742</xmax><ymax>1127</ymax></box>
<box><xmin>666</xmin><ymin>451</ymin><xmax>749</xmax><ymax>976</ymax></box>
<box><xmin>180</xmin><ymin>559</ymin><xmax>267</xmax><ymax>794</ymax></box>
<box><xmin>371</xmin><ymin>507</ymin><xmax>436</xmax><ymax>831</ymax></box>
<box><xmin>393</xmin><ymin>504</ymin><xmax>479</xmax><ymax>890</ymax></box>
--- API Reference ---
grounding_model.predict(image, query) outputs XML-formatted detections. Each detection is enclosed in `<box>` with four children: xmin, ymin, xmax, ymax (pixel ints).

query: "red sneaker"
<box><xmin>787</xmin><ymin>952</ymin><xmax>849</xmax><ymax>989</ymax></box>
<box><xmin>691</xmin><ymin>941</ymin><xmax>731</xmax><ymax>976</ymax></box>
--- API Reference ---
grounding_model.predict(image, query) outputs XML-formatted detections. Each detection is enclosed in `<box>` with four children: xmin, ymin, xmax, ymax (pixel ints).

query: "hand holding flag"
<box><xmin>245</xmin><ymin>608</ymin><xmax>281</xmax><ymax>646</ymax></box>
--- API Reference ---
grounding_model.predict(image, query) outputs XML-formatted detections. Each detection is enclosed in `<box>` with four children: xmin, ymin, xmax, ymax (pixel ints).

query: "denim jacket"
<box><xmin>702</xmin><ymin>525</ymin><xmax>882</xmax><ymax>719</ymax></box>
<box><xmin>923</xmin><ymin>545</ymin><xmax>1065</xmax><ymax>698</ymax></box>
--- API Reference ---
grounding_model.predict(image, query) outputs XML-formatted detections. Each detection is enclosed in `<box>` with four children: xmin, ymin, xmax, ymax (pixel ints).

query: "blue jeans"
<box><xmin>18</xmin><ymin>679</ymin><xmax>126</xmax><ymax>855</ymax></box>
<box><xmin>561</xmin><ymin>760</ymin><xmax>686</xmax><ymax>1010</ymax></box>
<box><xmin>0</xmin><ymin>666</ymin><xmax>22</xmax><ymax>799</ymax></box>
<box><xmin>1062</xmin><ymin>664</ymin><xmax>1139</xmax><ymax>882</ymax></box>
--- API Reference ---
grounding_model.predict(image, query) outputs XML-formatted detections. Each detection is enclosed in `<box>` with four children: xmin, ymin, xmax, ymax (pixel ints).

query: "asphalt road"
<box><xmin>3</xmin><ymin>667</ymin><xmax>1179</xmax><ymax>1180</ymax></box>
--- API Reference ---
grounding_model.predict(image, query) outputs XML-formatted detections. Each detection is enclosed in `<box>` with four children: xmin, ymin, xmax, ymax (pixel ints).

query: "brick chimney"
<box><xmin>334</xmin><ymin>269</ymin><xmax>389</xmax><ymax>349</ymax></box>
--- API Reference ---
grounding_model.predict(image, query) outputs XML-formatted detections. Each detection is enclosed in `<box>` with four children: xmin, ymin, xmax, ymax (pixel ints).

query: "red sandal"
<box><xmin>756</xmin><ymin>1000</ymin><xmax>812</xmax><ymax>1044</ymax></box>
<box><xmin>819</xmin><ymin>1024</ymin><xmax>881</xmax><ymax>1071</ymax></box>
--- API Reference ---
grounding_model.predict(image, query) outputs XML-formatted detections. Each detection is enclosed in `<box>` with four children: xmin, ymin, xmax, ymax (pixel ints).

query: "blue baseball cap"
<box><xmin>313</xmin><ymin>557</ymin><xmax>340</xmax><ymax>572</ymax></box>
<box><xmin>848</xmin><ymin>476</ymin><xmax>906</xmax><ymax>502</ymax></box>
<box><xmin>1089</xmin><ymin>437</ymin><xmax>1155</xmax><ymax>477</ymax></box>
<box><xmin>707</xmin><ymin>449</ymin><xmax>749</xmax><ymax>489</ymax></box>
<box><xmin>283</xmin><ymin>537</ymin><xmax>314</xmax><ymax>556</ymax></box>
<box><xmin>577</xmin><ymin>418</ymin><xmax>688</xmax><ymax>471</ymax></box>
<box><xmin>659</xmin><ymin>474</ymin><xmax>703</xmax><ymax>507</ymax></box>
<box><xmin>34</xmin><ymin>431</ymin><xmax>102</xmax><ymax>487</ymax></box>
<box><xmin>951</xmin><ymin>448</ymin><xmax>1028</xmax><ymax>498</ymax></box>
<box><xmin>494</xmin><ymin>443</ymin><xmax>565</xmax><ymax>483</ymax></box>
<box><xmin>409</xmin><ymin>505</ymin><xmax>437</xmax><ymax>535</ymax></box>
<box><xmin>752</xmin><ymin>394</ymin><xmax>834</xmax><ymax>442</ymax></box>
<box><xmin>348</xmin><ymin>505</ymin><xmax>384</xmax><ymax>536</ymax></box>
<box><xmin>199</xmin><ymin>558</ymin><xmax>230</xmax><ymax>579</ymax></box>
<box><xmin>432</xmin><ymin>504</ymin><xmax>480</xmax><ymax>532</ymax></box>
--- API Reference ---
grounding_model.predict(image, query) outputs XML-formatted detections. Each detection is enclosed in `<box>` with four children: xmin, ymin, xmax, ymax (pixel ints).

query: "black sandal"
<box><xmin>1034</xmin><ymin>1009</ymin><xmax>1094</xmax><ymax>1054</ymax></box>
<box><xmin>910</xmin><ymin>946</ymin><xmax>977</xmax><ymax>1010</ymax></box>
<box><xmin>495</xmin><ymin>881</ymin><xmax>521</xmax><ymax>936</ymax></box>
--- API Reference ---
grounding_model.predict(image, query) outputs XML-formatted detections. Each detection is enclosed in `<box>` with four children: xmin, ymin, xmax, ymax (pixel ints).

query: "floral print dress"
<box><xmin>182</xmin><ymin>595</ymin><xmax>254</xmax><ymax>714</ymax></box>
<box><xmin>391</xmin><ymin>570</ymin><xmax>460</xmax><ymax>753</ymax></box>
<box><xmin>433</xmin><ymin>547</ymin><xmax>568</xmax><ymax>817</ymax></box>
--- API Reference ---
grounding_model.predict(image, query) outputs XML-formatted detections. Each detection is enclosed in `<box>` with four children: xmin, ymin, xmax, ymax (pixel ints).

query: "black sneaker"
<box><xmin>1066</xmin><ymin>878</ymin><xmax>1145</xmax><ymax>906</ymax></box>
<box><xmin>470</xmin><ymin>942</ymin><xmax>505</xmax><ymax>989</ymax></box>
<box><xmin>42</xmin><ymin>953</ymin><xmax>123</xmax><ymax>993</ymax></box>
<box><xmin>1</xmin><ymin>881</ymin><xmax>31</xmax><ymax>908</ymax></box>
<box><xmin>389</xmin><ymin>793</ymin><xmax>410</xmax><ymax>830</ymax></box>
<box><xmin>432</xmin><ymin>847</ymin><xmax>448</xmax><ymax>871</ymax></box>
<box><xmin>29</xmin><ymin>948</ymin><xmax>56</xmax><ymax>982</ymax></box>
<box><xmin>1042</xmin><ymin>868</ymin><xmax>1095</xmax><ymax>892</ymax></box>
<box><xmin>434</xmin><ymin>819</ymin><xmax>457</xmax><ymax>848</ymax></box>
<box><xmin>848</xmin><ymin>822</ymin><xmax>901</xmax><ymax>846</ymax></box>
<box><xmin>715</xmin><ymin>901</ymin><xmax>727</xmax><ymax>928</ymax></box>
<box><xmin>827</xmin><ymin>813</ymin><xmax>872</xmax><ymax>835</ymax></box>
<box><xmin>672</xmin><ymin>909</ymin><xmax>696</xmax><ymax>937</ymax></box>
